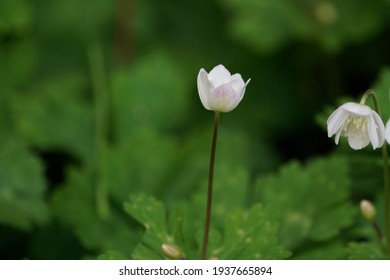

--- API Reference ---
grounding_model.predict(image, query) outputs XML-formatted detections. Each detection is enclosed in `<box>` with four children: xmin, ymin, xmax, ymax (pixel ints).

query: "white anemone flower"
<box><xmin>197</xmin><ymin>64</ymin><xmax>250</xmax><ymax>112</ymax></box>
<box><xmin>327</xmin><ymin>102</ymin><xmax>385</xmax><ymax>150</ymax></box>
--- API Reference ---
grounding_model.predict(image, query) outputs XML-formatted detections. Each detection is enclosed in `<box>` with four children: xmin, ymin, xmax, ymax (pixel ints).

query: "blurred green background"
<box><xmin>1</xmin><ymin>0</ymin><xmax>390</xmax><ymax>259</ymax></box>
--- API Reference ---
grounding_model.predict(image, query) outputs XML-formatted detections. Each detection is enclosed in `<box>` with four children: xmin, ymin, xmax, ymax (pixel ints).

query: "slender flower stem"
<box><xmin>361</xmin><ymin>89</ymin><xmax>390</xmax><ymax>253</ymax></box>
<box><xmin>372</xmin><ymin>221</ymin><xmax>383</xmax><ymax>242</ymax></box>
<box><xmin>200</xmin><ymin>111</ymin><xmax>220</xmax><ymax>260</ymax></box>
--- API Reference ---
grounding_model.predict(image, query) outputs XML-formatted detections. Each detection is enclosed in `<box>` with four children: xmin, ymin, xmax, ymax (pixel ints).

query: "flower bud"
<box><xmin>360</xmin><ymin>200</ymin><xmax>376</xmax><ymax>221</ymax></box>
<box><xmin>161</xmin><ymin>243</ymin><xmax>186</xmax><ymax>260</ymax></box>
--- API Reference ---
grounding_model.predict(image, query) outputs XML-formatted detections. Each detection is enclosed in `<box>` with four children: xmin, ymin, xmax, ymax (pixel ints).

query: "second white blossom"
<box><xmin>327</xmin><ymin>102</ymin><xmax>385</xmax><ymax>150</ymax></box>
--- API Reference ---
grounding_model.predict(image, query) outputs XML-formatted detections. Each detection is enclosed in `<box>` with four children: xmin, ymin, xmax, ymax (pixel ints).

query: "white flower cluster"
<box><xmin>327</xmin><ymin>101</ymin><xmax>390</xmax><ymax>150</ymax></box>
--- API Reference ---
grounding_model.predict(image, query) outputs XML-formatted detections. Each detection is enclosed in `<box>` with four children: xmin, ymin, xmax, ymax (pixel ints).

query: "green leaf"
<box><xmin>372</xmin><ymin>67</ymin><xmax>390</xmax><ymax>122</ymax></box>
<box><xmin>98</xmin><ymin>251</ymin><xmax>128</xmax><ymax>260</ymax></box>
<box><xmin>124</xmin><ymin>194</ymin><xmax>172</xmax><ymax>260</ymax></box>
<box><xmin>218</xmin><ymin>0</ymin><xmax>386</xmax><ymax>53</ymax></box>
<box><xmin>112</xmin><ymin>52</ymin><xmax>190</xmax><ymax>142</ymax></box>
<box><xmin>51</xmin><ymin>166</ymin><xmax>142</xmax><ymax>256</ymax></box>
<box><xmin>292</xmin><ymin>241</ymin><xmax>347</xmax><ymax>260</ymax></box>
<box><xmin>0</xmin><ymin>0</ymin><xmax>31</xmax><ymax>34</ymax></box>
<box><xmin>255</xmin><ymin>156</ymin><xmax>355</xmax><ymax>250</ymax></box>
<box><xmin>213</xmin><ymin>204</ymin><xmax>290</xmax><ymax>259</ymax></box>
<box><xmin>125</xmin><ymin>194</ymin><xmax>290</xmax><ymax>260</ymax></box>
<box><xmin>0</xmin><ymin>137</ymin><xmax>49</xmax><ymax>230</ymax></box>
<box><xmin>10</xmin><ymin>74</ymin><xmax>95</xmax><ymax>160</ymax></box>
<box><xmin>103</xmin><ymin>128</ymin><xmax>179</xmax><ymax>201</ymax></box>
<box><xmin>347</xmin><ymin>242</ymin><xmax>388</xmax><ymax>260</ymax></box>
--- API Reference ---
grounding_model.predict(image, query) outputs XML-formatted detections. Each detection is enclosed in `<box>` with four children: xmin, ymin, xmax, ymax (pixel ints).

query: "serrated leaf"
<box><xmin>213</xmin><ymin>204</ymin><xmax>290</xmax><ymax>259</ymax></box>
<box><xmin>255</xmin><ymin>156</ymin><xmax>355</xmax><ymax>250</ymax></box>
<box><xmin>125</xmin><ymin>194</ymin><xmax>289</xmax><ymax>260</ymax></box>
<box><xmin>124</xmin><ymin>194</ymin><xmax>173</xmax><ymax>260</ymax></box>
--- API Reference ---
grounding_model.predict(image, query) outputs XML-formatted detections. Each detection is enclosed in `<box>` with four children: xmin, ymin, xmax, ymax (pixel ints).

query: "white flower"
<box><xmin>197</xmin><ymin>64</ymin><xmax>250</xmax><ymax>112</ymax></box>
<box><xmin>327</xmin><ymin>102</ymin><xmax>385</xmax><ymax>150</ymax></box>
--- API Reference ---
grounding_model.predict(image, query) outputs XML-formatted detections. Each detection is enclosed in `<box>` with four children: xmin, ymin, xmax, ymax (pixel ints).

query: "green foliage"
<box><xmin>112</xmin><ymin>52</ymin><xmax>190</xmax><ymax>141</ymax></box>
<box><xmin>255</xmin><ymin>156</ymin><xmax>356</xmax><ymax>255</ymax></box>
<box><xmin>1</xmin><ymin>0</ymin><xmax>390</xmax><ymax>260</ymax></box>
<box><xmin>372</xmin><ymin>67</ymin><xmax>390</xmax><ymax>122</ymax></box>
<box><xmin>347</xmin><ymin>242</ymin><xmax>388</xmax><ymax>260</ymax></box>
<box><xmin>125</xmin><ymin>193</ymin><xmax>290</xmax><ymax>260</ymax></box>
<box><xmin>0</xmin><ymin>137</ymin><xmax>49</xmax><ymax>230</ymax></box>
<box><xmin>218</xmin><ymin>0</ymin><xmax>387</xmax><ymax>53</ymax></box>
<box><xmin>51</xmin><ymin>167</ymin><xmax>143</xmax><ymax>257</ymax></box>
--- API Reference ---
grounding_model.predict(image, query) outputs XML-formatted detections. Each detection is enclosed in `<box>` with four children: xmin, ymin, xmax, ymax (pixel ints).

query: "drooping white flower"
<box><xmin>327</xmin><ymin>102</ymin><xmax>385</xmax><ymax>150</ymax></box>
<box><xmin>197</xmin><ymin>64</ymin><xmax>250</xmax><ymax>112</ymax></box>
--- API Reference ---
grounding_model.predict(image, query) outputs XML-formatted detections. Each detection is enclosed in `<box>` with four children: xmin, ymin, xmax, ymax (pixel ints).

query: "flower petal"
<box><xmin>197</xmin><ymin>68</ymin><xmax>211</xmax><ymax>110</ymax></box>
<box><xmin>347</xmin><ymin>129</ymin><xmax>370</xmax><ymax>150</ymax></box>
<box><xmin>208</xmin><ymin>64</ymin><xmax>231</xmax><ymax>88</ymax></box>
<box><xmin>369</xmin><ymin>111</ymin><xmax>386</xmax><ymax>149</ymax></box>
<box><xmin>208</xmin><ymin>84</ymin><xmax>241</xmax><ymax>112</ymax></box>
<box><xmin>327</xmin><ymin>107</ymin><xmax>347</xmax><ymax>137</ymax></box>
<box><xmin>368</xmin><ymin>116</ymin><xmax>379</xmax><ymax>149</ymax></box>
<box><xmin>229</xmin><ymin>73</ymin><xmax>245</xmax><ymax>93</ymax></box>
<box><xmin>386</xmin><ymin>119</ymin><xmax>390</xmax><ymax>144</ymax></box>
<box><xmin>341</xmin><ymin>102</ymin><xmax>373</xmax><ymax>116</ymax></box>
<box><xmin>371</xmin><ymin>111</ymin><xmax>385</xmax><ymax>148</ymax></box>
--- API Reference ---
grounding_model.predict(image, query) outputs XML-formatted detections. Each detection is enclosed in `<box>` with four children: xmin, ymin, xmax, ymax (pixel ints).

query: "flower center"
<box><xmin>345</xmin><ymin>115</ymin><xmax>367</xmax><ymax>134</ymax></box>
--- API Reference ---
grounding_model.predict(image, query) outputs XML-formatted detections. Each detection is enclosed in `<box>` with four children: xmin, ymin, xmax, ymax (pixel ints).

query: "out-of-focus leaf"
<box><xmin>292</xmin><ymin>241</ymin><xmax>346</xmax><ymax>260</ymax></box>
<box><xmin>98</xmin><ymin>251</ymin><xmax>128</xmax><ymax>260</ymax></box>
<box><xmin>372</xmin><ymin>67</ymin><xmax>390</xmax><ymax>122</ymax></box>
<box><xmin>255</xmin><ymin>156</ymin><xmax>355</xmax><ymax>250</ymax></box>
<box><xmin>10</xmin><ymin>74</ymin><xmax>95</xmax><ymax>160</ymax></box>
<box><xmin>103</xmin><ymin>128</ymin><xmax>178</xmax><ymax>201</ymax></box>
<box><xmin>0</xmin><ymin>0</ymin><xmax>31</xmax><ymax>34</ymax></box>
<box><xmin>218</xmin><ymin>0</ymin><xmax>386</xmax><ymax>53</ymax></box>
<box><xmin>347</xmin><ymin>242</ymin><xmax>388</xmax><ymax>260</ymax></box>
<box><xmin>51</xmin><ymin>167</ymin><xmax>142</xmax><ymax>257</ymax></box>
<box><xmin>0</xmin><ymin>40</ymin><xmax>38</xmax><ymax>91</ymax></box>
<box><xmin>0</xmin><ymin>137</ymin><xmax>49</xmax><ymax>230</ymax></box>
<box><xmin>111</xmin><ymin>52</ymin><xmax>190</xmax><ymax>142</ymax></box>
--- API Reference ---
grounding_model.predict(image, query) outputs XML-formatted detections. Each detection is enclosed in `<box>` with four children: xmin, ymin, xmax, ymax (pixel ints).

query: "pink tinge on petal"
<box><xmin>208</xmin><ymin>84</ymin><xmax>241</xmax><ymax>112</ymax></box>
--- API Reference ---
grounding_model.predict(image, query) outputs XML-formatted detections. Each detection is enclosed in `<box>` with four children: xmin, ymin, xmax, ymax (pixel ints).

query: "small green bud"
<box><xmin>161</xmin><ymin>243</ymin><xmax>186</xmax><ymax>260</ymax></box>
<box><xmin>360</xmin><ymin>200</ymin><xmax>376</xmax><ymax>221</ymax></box>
